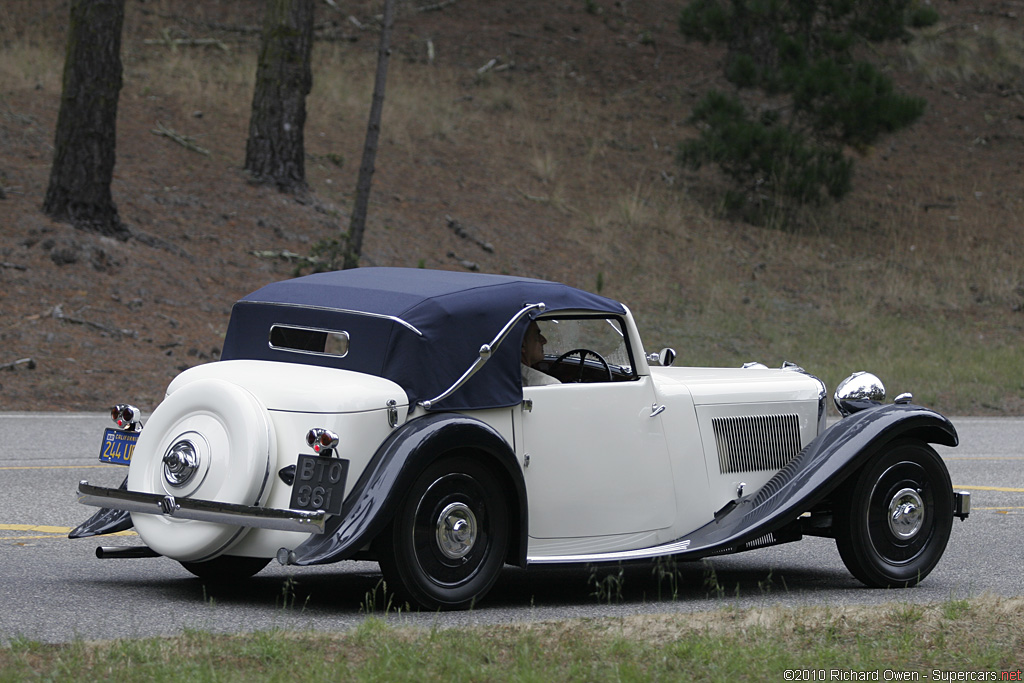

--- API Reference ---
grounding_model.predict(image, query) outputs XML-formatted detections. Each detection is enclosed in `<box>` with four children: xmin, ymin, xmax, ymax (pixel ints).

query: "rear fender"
<box><xmin>677</xmin><ymin>402</ymin><xmax>958</xmax><ymax>557</ymax></box>
<box><xmin>286</xmin><ymin>412</ymin><xmax>528</xmax><ymax>567</ymax></box>
<box><xmin>68</xmin><ymin>474</ymin><xmax>134</xmax><ymax>539</ymax></box>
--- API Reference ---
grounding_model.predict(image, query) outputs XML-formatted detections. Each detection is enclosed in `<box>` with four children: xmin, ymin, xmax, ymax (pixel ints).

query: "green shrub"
<box><xmin>678</xmin><ymin>0</ymin><xmax>928</xmax><ymax>223</ymax></box>
<box><xmin>680</xmin><ymin>91</ymin><xmax>853</xmax><ymax>211</ymax></box>
<box><xmin>908</xmin><ymin>5</ymin><xmax>940</xmax><ymax>28</ymax></box>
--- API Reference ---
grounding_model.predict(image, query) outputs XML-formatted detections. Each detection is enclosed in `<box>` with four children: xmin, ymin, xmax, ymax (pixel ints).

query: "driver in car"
<box><xmin>521</xmin><ymin>320</ymin><xmax>560</xmax><ymax>386</ymax></box>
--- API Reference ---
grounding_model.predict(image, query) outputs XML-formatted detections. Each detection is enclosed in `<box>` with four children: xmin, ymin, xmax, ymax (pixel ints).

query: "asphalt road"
<box><xmin>1</xmin><ymin>412</ymin><xmax>1021</xmax><ymax>644</ymax></box>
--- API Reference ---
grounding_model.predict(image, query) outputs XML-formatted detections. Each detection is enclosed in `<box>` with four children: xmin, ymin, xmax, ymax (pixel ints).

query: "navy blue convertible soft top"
<box><xmin>221</xmin><ymin>267</ymin><xmax>626</xmax><ymax>411</ymax></box>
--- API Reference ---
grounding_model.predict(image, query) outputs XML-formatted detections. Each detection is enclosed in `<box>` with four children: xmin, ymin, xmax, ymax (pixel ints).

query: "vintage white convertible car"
<box><xmin>73</xmin><ymin>267</ymin><xmax>969</xmax><ymax>609</ymax></box>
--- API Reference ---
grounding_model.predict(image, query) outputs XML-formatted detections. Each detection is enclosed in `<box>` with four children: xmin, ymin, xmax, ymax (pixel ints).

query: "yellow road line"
<box><xmin>0</xmin><ymin>524</ymin><xmax>72</xmax><ymax>533</ymax></box>
<box><xmin>954</xmin><ymin>485</ymin><xmax>1024</xmax><ymax>493</ymax></box>
<box><xmin>0</xmin><ymin>465</ymin><xmax>119</xmax><ymax>470</ymax></box>
<box><xmin>3</xmin><ymin>534</ymin><xmax>137</xmax><ymax>540</ymax></box>
<box><xmin>945</xmin><ymin>456</ymin><xmax>1024</xmax><ymax>461</ymax></box>
<box><xmin>5</xmin><ymin>535</ymin><xmax>73</xmax><ymax>540</ymax></box>
<box><xmin>0</xmin><ymin>523</ymin><xmax>137</xmax><ymax>539</ymax></box>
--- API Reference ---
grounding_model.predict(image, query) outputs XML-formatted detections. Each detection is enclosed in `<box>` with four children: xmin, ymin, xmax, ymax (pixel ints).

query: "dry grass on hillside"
<box><xmin>0</xmin><ymin>0</ymin><xmax>1022</xmax><ymax>413</ymax></box>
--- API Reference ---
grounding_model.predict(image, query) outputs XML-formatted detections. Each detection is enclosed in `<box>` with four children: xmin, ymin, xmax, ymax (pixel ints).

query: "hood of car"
<box><xmin>651</xmin><ymin>366</ymin><xmax>824</xmax><ymax>406</ymax></box>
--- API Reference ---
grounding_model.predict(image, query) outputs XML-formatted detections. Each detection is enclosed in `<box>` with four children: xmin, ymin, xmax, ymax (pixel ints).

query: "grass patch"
<box><xmin>2</xmin><ymin>596</ymin><xmax>1022</xmax><ymax>681</ymax></box>
<box><xmin>905</xmin><ymin>24</ymin><xmax>1024</xmax><ymax>88</ymax></box>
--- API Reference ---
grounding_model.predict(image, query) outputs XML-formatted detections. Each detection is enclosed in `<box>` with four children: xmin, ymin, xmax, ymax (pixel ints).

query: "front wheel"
<box><xmin>834</xmin><ymin>439</ymin><xmax>954</xmax><ymax>588</ymax></box>
<box><xmin>376</xmin><ymin>456</ymin><xmax>509</xmax><ymax>610</ymax></box>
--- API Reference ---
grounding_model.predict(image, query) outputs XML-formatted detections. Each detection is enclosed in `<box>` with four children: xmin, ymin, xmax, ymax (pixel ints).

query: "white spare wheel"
<box><xmin>127</xmin><ymin>378</ymin><xmax>277</xmax><ymax>562</ymax></box>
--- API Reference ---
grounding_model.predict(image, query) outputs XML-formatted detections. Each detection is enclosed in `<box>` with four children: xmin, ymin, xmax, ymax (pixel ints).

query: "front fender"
<box><xmin>677</xmin><ymin>402</ymin><xmax>957</xmax><ymax>557</ymax></box>
<box><xmin>286</xmin><ymin>412</ymin><xmax>528</xmax><ymax>567</ymax></box>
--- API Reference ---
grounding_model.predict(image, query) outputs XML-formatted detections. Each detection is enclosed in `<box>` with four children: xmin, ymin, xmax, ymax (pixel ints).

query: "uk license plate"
<box><xmin>99</xmin><ymin>428</ymin><xmax>139</xmax><ymax>465</ymax></box>
<box><xmin>288</xmin><ymin>454</ymin><xmax>348</xmax><ymax>515</ymax></box>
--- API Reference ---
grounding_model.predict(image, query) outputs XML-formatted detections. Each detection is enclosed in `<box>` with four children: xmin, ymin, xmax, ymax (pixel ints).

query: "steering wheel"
<box><xmin>548</xmin><ymin>348</ymin><xmax>612</xmax><ymax>383</ymax></box>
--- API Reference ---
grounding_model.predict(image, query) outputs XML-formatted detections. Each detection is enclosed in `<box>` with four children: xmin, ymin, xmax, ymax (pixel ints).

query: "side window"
<box><xmin>269</xmin><ymin>324</ymin><xmax>350</xmax><ymax>358</ymax></box>
<box><xmin>534</xmin><ymin>316</ymin><xmax>636</xmax><ymax>383</ymax></box>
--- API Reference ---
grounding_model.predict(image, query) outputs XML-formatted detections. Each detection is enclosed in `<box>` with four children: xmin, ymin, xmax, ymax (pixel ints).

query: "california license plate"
<box><xmin>99</xmin><ymin>428</ymin><xmax>139</xmax><ymax>465</ymax></box>
<box><xmin>289</xmin><ymin>454</ymin><xmax>348</xmax><ymax>515</ymax></box>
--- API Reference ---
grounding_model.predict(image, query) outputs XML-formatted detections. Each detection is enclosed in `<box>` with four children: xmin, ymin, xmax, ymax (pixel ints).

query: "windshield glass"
<box><xmin>532</xmin><ymin>316</ymin><xmax>635</xmax><ymax>382</ymax></box>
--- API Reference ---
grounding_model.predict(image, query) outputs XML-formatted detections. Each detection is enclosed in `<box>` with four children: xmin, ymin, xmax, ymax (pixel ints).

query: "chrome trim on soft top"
<box><xmin>77</xmin><ymin>481</ymin><xmax>326</xmax><ymax>534</ymax></box>
<box><xmin>244</xmin><ymin>301</ymin><xmax>423</xmax><ymax>336</ymax></box>
<box><xmin>419</xmin><ymin>302</ymin><xmax>546</xmax><ymax>409</ymax></box>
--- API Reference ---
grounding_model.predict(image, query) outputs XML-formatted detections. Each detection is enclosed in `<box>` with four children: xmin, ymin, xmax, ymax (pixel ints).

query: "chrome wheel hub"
<box><xmin>163</xmin><ymin>439</ymin><xmax>200</xmax><ymax>487</ymax></box>
<box><xmin>888</xmin><ymin>487</ymin><xmax>925</xmax><ymax>540</ymax></box>
<box><xmin>436</xmin><ymin>502</ymin><xmax>477</xmax><ymax>560</ymax></box>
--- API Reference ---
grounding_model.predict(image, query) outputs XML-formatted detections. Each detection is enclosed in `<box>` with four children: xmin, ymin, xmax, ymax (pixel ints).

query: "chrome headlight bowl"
<box><xmin>834</xmin><ymin>371</ymin><xmax>886</xmax><ymax>417</ymax></box>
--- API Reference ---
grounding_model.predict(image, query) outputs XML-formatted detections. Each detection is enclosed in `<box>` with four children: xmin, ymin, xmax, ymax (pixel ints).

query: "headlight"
<box><xmin>834</xmin><ymin>372</ymin><xmax>886</xmax><ymax>417</ymax></box>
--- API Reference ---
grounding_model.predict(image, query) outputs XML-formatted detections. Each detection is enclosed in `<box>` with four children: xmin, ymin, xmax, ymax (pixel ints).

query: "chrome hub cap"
<box><xmin>163</xmin><ymin>439</ymin><xmax>200</xmax><ymax>487</ymax></box>
<box><xmin>888</xmin><ymin>487</ymin><xmax>925</xmax><ymax>540</ymax></box>
<box><xmin>436</xmin><ymin>502</ymin><xmax>477</xmax><ymax>560</ymax></box>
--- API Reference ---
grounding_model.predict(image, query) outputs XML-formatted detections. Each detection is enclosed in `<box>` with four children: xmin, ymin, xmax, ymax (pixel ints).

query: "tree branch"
<box><xmin>151</xmin><ymin>121</ymin><xmax>211</xmax><ymax>156</ymax></box>
<box><xmin>0</xmin><ymin>358</ymin><xmax>36</xmax><ymax>371</ymax></box>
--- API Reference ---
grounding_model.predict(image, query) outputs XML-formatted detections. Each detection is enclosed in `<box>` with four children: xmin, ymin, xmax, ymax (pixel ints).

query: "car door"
<box><xmin>519</xmin><ymin>317</ymin><xmax>676</xmax><ymax>540</ymax></box>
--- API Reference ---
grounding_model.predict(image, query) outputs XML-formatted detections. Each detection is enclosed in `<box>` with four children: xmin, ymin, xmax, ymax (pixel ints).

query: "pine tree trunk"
<box><xmin>42</xmin><ymin>0</ymin><xmax>128</xmax><ymax>240</ymax></box>
<box><xmin>244</xmin><ymin>0</ymin><xmax>315</xmax><ymax>193</ymax></box>
<box><xmin>343</xmin><ymin>0</ymin><xmax>397</xmax><ymax>270</ymax></box>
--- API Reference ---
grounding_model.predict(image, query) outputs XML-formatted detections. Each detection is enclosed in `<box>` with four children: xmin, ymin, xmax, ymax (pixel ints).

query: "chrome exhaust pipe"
<box><xmin>95</xmin><ymin>546</ymin><xmax>160</xmax><ymax>559</ymax></box>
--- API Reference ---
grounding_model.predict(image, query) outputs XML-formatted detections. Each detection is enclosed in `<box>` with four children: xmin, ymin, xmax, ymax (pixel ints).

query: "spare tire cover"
<box><xmin>127</xmin><ymin>378</ymin><xmax>276</xmax><ymax>562</ymax></box>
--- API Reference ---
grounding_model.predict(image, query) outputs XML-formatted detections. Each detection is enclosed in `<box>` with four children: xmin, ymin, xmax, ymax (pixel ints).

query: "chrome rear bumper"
<box><xmin>77</xmin><ymin>481</ymin><xmax>326</xmax><ymax>534</ymax></box>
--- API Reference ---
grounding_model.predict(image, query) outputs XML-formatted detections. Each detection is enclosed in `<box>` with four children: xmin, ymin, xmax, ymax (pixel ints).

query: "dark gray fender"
<box><xmin>68</xmin><ymin>474</ymin><xmax>134</xmax><ymax>539</ymax></box>
<box><xmin>286</xmin><ymin>411</ymin><xmax>528</xmax><ymax>567</ymax></box>
<box><xmin>675</xmin><ymin>402</ymin><xmax>958</xmax><ymax>559</ymax></box>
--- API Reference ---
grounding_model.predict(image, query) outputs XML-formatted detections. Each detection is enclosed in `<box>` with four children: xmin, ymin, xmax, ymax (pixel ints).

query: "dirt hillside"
<box><xmin>1</xmin><ymin>0</ymin><xmax>1021</xmax><ymax>412</ymax></box>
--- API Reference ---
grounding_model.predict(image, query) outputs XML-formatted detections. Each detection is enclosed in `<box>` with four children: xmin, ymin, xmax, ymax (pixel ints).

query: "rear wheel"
<box><xmin>377</xmin><ymin>456</ymin><xmax>509</xmax><ymax>610</ymax></box>
<box><xmin>180</xmin><ymin>555</ymin><xmax>271</xmax><ymax>581</ymax></box>
<box><xmin>835</xmin><ymin>439</ymin><xmax>953</xmax><ymax>587</ymax></box>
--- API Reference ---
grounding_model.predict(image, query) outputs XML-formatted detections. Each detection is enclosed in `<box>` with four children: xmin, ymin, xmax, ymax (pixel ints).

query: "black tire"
<box><xmin>179</xmin><ymin>555</ymin><xmax>271</xmax><ymax>581</ymax></box>
<box><xmin>834</xmin><ymin>439</ymin><xmax>954</xmax><ymax>588</ymax></box>
<box><xmin>376</xmin><ymin>455</ymin><xmax>509</xmax><ymax>610</ymax></box>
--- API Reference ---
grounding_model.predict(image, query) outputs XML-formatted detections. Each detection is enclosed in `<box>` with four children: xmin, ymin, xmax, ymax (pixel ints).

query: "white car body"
<box><xmin>73</xmin><ymin>268</ymin><xmax>967</xmax><ymax>610</ymax></box>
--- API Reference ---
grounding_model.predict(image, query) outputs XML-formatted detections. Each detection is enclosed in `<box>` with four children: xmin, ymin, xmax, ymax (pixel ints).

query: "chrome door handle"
<box><xmin>649</xmin><ymin>404</ymin><xmax>666</xmax><ymax>418</ymax></box>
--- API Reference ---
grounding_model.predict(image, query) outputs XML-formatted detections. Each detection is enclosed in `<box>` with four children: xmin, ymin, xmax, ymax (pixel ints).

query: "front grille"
<box><xmin>712</xmin><ymin>414</ymin><xmax>802</xmax><ymax>474</ymax></box>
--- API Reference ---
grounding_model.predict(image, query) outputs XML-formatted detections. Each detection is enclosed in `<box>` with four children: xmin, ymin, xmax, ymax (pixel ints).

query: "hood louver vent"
<box><xmin>712</xmin><ymin>414</ymin><xmax>802</xmax><ymax>474</ymax></box>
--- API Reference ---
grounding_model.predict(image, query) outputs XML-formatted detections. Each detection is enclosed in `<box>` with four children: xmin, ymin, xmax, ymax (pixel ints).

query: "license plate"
<box><xmin>99</xmin><ymin>428</ymin><xmax>139</xmax><ymax>465</ymax></box>
<box><xmin>288</xmin><ymin>454</ymin><xmax>349</xmax><ymax>515</ymax></box>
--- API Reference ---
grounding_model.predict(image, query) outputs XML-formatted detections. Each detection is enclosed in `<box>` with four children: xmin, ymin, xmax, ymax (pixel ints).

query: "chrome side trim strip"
<box><xmin>527</xmin><ymin>537</ymin><xmax>693</xmax><ymax>565</ymax></box>
<box><xmin>77</xmin><ymin>481</ymin><xmax>326</xmax><ymax>534</ymax></box>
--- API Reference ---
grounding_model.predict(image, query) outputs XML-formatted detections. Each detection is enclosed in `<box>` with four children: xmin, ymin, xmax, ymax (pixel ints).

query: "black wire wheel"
<box><xmin>179</xmin><ymin>555</ymin><xmax>271</xmax><ymax>581</ymax></box>
<box><xmin>834</xmin><ymin>438</ymin><xmax>954</xmax><ymax>588</ymax></box>
<box><xmin>377</xmin><ymin>455</ymin><xmax>509</xmax><ymax>610</ymax></box>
